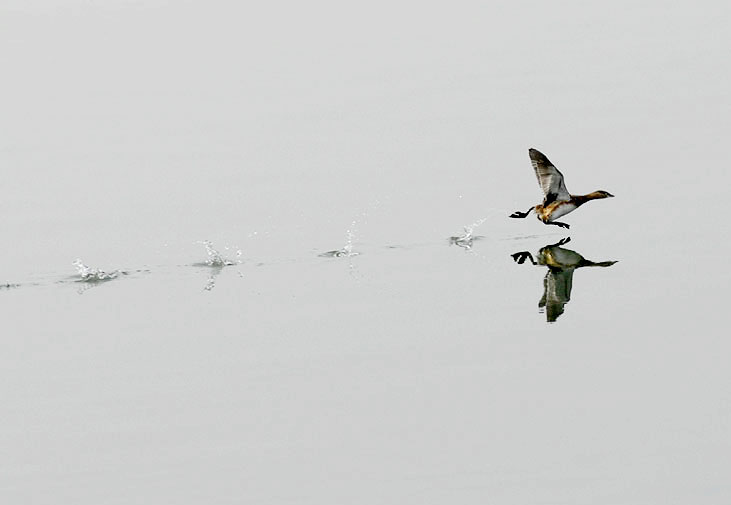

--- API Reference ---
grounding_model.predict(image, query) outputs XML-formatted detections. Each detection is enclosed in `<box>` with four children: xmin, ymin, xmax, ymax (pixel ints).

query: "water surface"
<box><xmin>2</xmin><ymin>1</ymin><xmax>730</xmax><ymax>503</ymax></box>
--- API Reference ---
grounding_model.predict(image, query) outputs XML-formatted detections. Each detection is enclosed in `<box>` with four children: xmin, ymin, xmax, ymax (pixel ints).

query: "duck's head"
<box><xmin>593</xmin><ymin>190</ymin><xmax>614</xmax><ymax>198</ymax></box>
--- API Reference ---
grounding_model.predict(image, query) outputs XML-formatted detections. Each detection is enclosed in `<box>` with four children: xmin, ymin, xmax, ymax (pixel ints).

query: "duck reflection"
<box><xmin>511</xmin><ymin>237</ymin><xmax>617</xmax><ymax>322</ymax></box>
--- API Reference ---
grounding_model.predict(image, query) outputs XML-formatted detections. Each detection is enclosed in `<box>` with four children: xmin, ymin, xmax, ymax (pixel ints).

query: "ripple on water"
<box><xmin>318</xmin><ymin>248</ymin><xmax>360</xmax><ymax>258</ymax></box>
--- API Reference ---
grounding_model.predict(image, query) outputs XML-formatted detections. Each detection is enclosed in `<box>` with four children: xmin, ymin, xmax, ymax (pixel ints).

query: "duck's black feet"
<box><xmin>509</xmin><ymin>207</ymin><xmax>534</xmax><ymax>219</ymax></box>
<box><xmin>546</xmin><ymin>221</ymin><xmax>570</xmax><ymax>229</ymax></box>
<box><xmin>511</xmin><ymin>251</ymin><xmax>536</xmax><ymax>265</ymax></box>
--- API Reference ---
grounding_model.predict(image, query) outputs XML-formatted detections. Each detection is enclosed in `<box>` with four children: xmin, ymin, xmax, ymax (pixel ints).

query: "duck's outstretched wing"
<box><xmin>529</xmin><ymin>148</ymin><xmax>570</xmax><ymax>205</ymax></box>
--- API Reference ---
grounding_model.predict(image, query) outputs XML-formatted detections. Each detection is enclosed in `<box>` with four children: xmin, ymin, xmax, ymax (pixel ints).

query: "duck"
<box><xmin>509</xmin><ymin>148</ymin><xmax>614</xmax><ymax>229</ymax></box>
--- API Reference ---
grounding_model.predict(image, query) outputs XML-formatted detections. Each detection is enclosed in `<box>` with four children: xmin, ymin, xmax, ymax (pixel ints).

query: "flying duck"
<box><xmin>510</xmin><ymin>148</ymin><xmax>614</xmax><ymax>229</ymax></box>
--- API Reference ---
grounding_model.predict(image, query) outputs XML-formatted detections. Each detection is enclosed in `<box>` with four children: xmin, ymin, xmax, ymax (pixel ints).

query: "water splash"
<box><xmin>319</xmin><ymin>196</ymin><xmax>390</xmax><ymax>259</ymax></box>
<box><xmin>203</xmin><ymin>275</ymin><xmax>218</xmax><ymax>291</ymax></box>
<box><xmin>319</xmin><ymin>220</ymin><xmax>361</xmax><ymax>258</ymax></box>
<box><xmin>197</xmin><ymin>240</ymin><xmax>242</xmax><ymax>267</ymax></box>
<box><xmin>449</xmin><ymin>218</ymin><xmax>487</xmax><ymax>250</ymax></box>
<box><xmin>195</xmin><ymin>241</ymin><xmax>243</xmax><ymax>291</ymax></box>
<box><xmin>73</xmin><ymin>259</ymin><xmax>121</xmax><ymax>282</ymax></box>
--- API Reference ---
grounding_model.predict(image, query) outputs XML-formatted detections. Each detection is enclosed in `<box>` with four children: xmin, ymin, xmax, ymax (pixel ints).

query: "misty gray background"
<box><xmin>2</xmin><ymin>1</ymin><xmax>730</xmax><ymax>503</ymax></box>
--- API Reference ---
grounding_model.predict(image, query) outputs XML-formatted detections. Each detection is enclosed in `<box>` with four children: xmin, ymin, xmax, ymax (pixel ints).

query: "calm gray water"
<box><xmin>2</xmin><ymin>1</ymin><xmax>730</xmax><ymax>503</ymax></box>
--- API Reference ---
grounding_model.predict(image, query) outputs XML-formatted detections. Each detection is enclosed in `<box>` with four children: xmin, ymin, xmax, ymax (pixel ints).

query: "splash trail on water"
<box><xmin>449</xmin><ymin>217</ymin><xmax>488</xmax><ymax>250</ymax></box>
<box><xmin>195</xmin><ymin>241</ymin><xmax>243</xmax><ymax>291</ymax></box>
<box><xmin>197</xmin><ymin>241</ymin><xmax>243</xmax><ymax>267</ymax></box>
<box><xmin>73</xmin><ymin>259</ymin><xmax>122</xmax><ymax>282</ymax></box>
<box><xmin>319</xmin><ymin>220</ymin><xmax>361</xmax><ymax>258</ymax></box>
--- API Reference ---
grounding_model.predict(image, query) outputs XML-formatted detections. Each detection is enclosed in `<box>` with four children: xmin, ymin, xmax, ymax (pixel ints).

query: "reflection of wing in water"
<box><xmin>512</xmin><ymin>237</ymin><xmax>617</xmax><ymax>323</ymax></box>
<box><xmin>539</xmin><ymin>267</ymin><xmax>574</xmax><ymax>323</ymax></box>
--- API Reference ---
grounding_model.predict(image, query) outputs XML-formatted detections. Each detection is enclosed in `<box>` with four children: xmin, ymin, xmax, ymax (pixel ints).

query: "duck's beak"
<box><xmin>606</xmin><ymin>192</ymin><xmax>615</xmax><ymax>197</ymax></box>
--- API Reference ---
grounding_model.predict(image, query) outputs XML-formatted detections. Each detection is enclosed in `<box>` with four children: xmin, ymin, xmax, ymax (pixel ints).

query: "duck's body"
<box><xmin>510</xmin><ymin>149</ymin><xmax>613</xmax><ymax>229</ymax></box>
<box><xmin>535</xmin><ymin>200</ymin><xmax>578</xmax><ymax>223</ymax></box>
